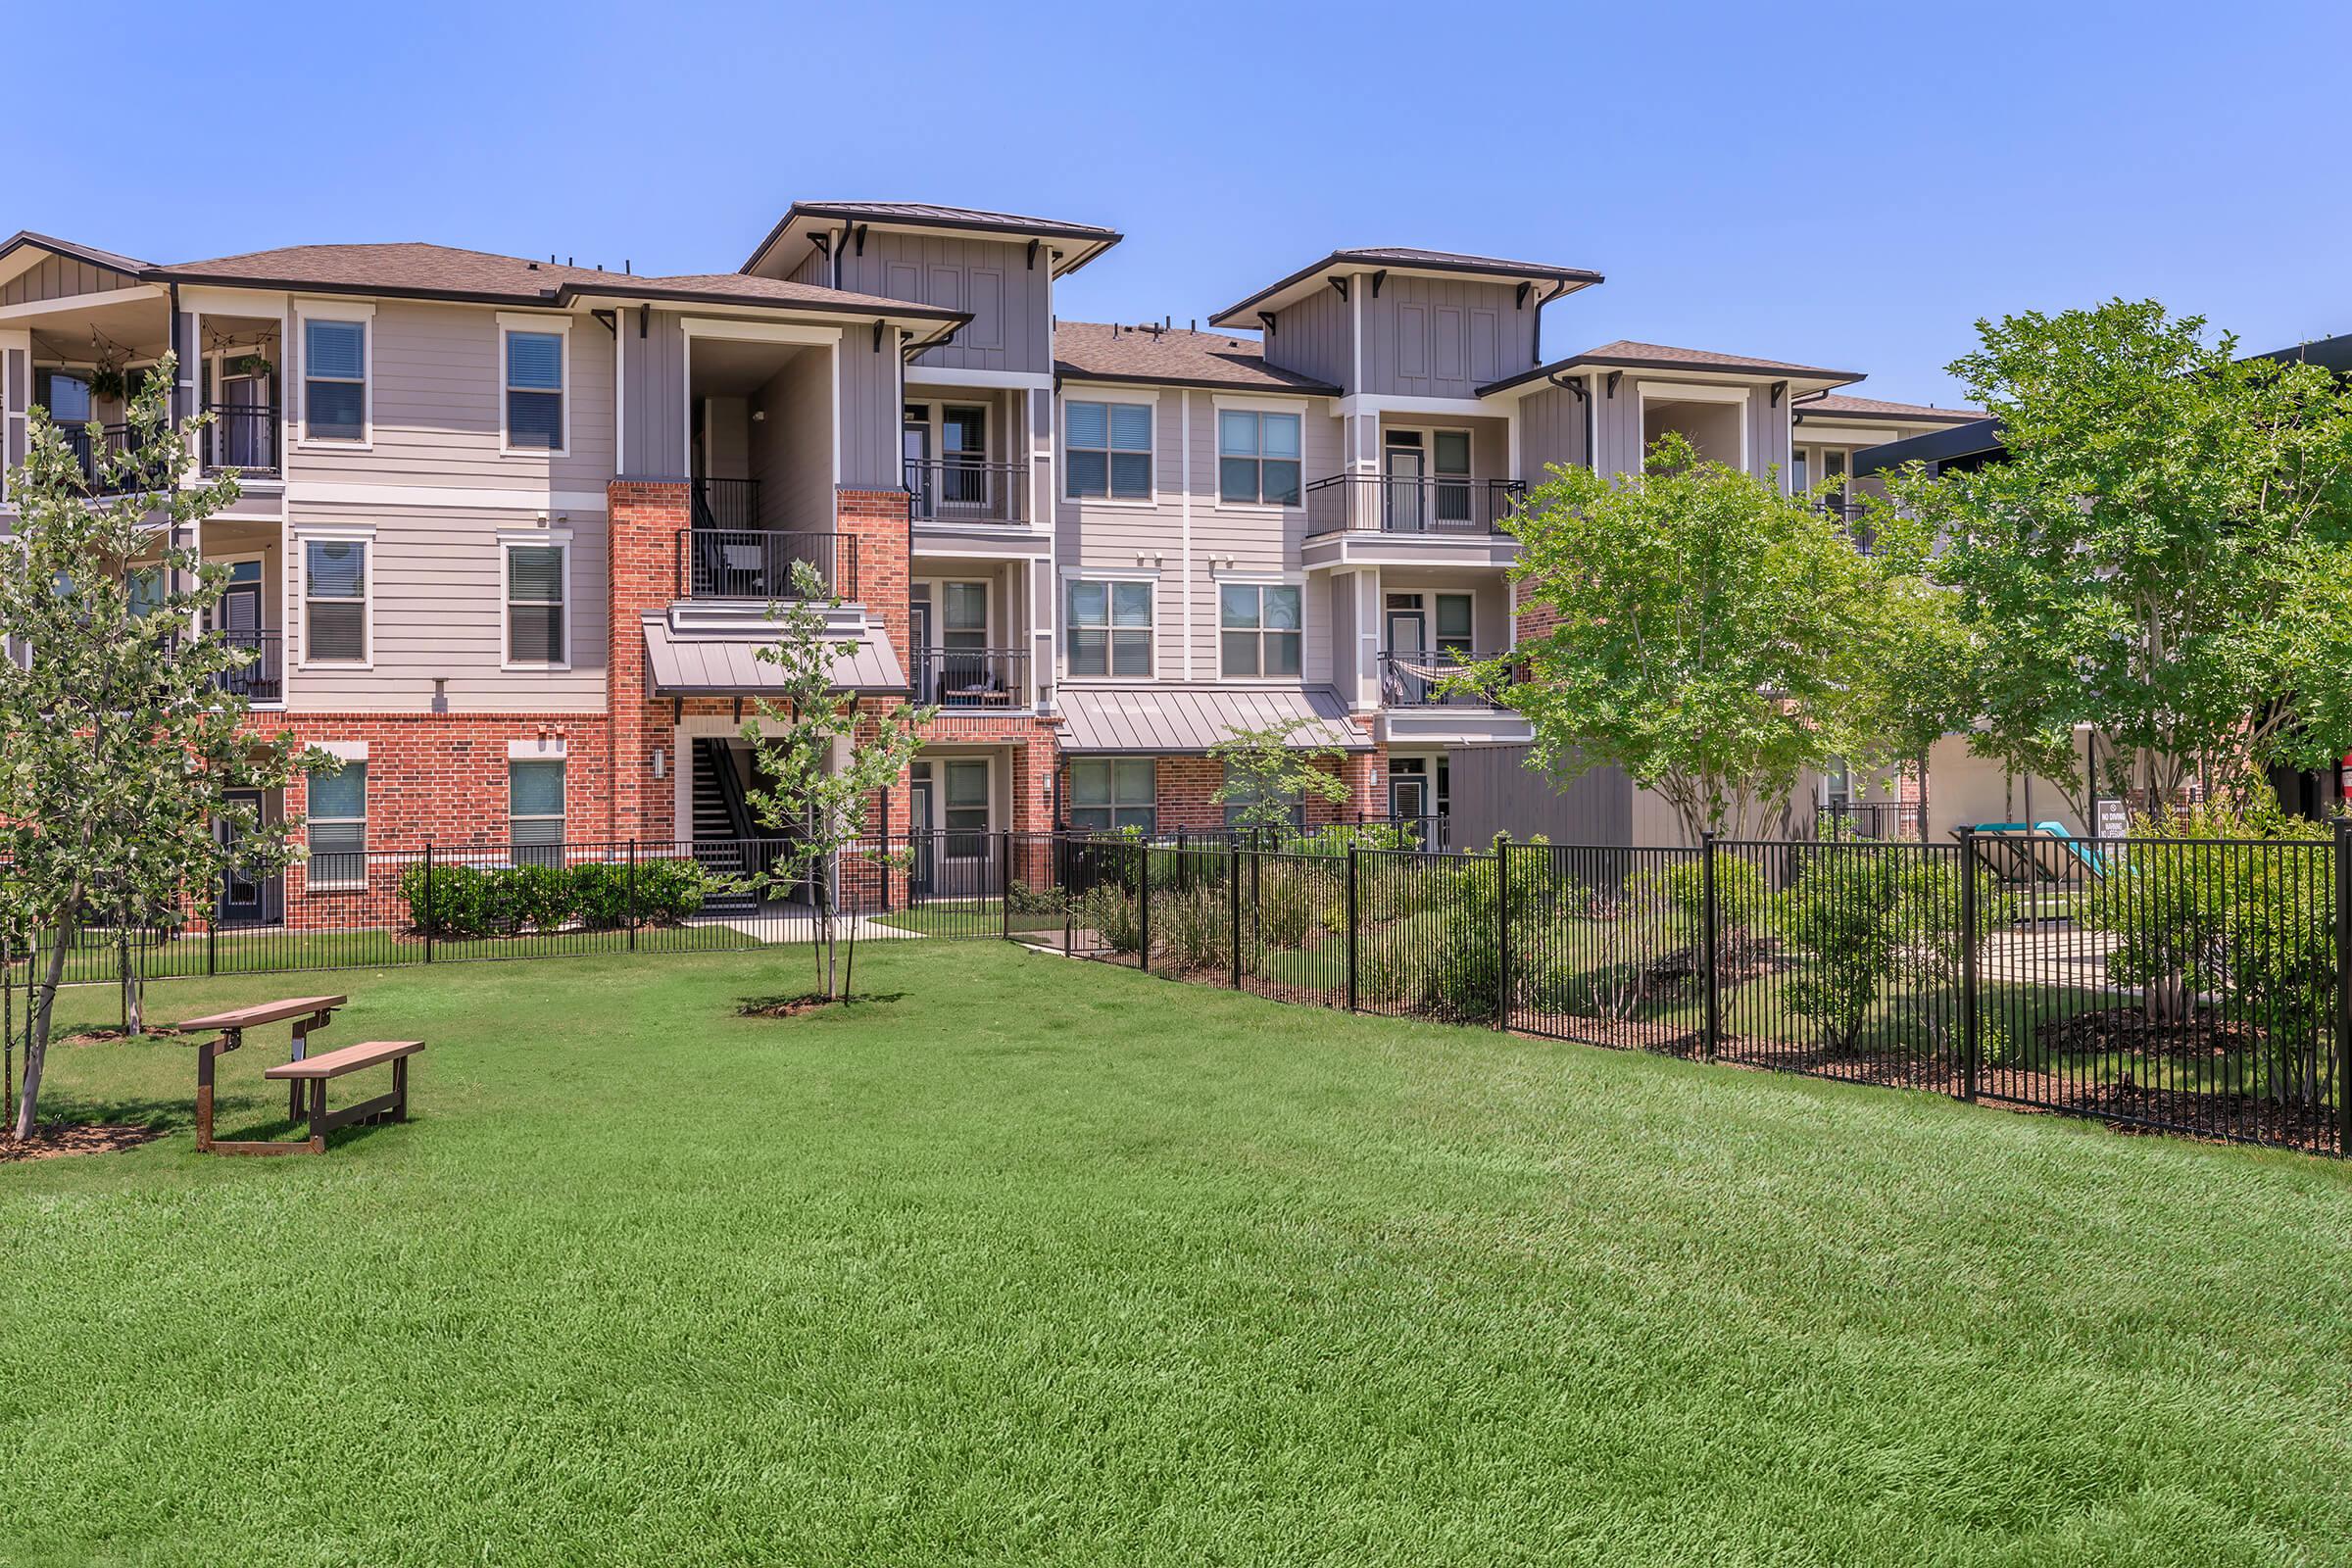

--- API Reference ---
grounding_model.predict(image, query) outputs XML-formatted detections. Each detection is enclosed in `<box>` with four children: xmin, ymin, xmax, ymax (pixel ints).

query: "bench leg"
<box><xmin>393</xmin><ymin>1055</ymin><xmax>409</xmax><ymax>1123</ymax></box>
<box><xmin>309</xmin><ymin>1078</ymin><xmax>327</xmax><ymax>1154</ymax></box>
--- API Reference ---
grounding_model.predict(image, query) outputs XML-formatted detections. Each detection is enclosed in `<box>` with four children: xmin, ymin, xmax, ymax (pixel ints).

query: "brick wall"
<box><xmin>608</xmin><ymin>480</ymin><xmax>691</xmax><ymax>840</ymax></box>
<box><xmin>837</xmin><ymin>487</ymin><xmax>911</xmax><ymax>657</ymax></box>
<box><xmin>1055</xmin><ymin>746</ymin><xmax>1387</xmax><ymax>832</ymax></box>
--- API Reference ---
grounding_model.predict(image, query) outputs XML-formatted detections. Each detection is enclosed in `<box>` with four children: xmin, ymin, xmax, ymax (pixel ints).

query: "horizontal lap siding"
<box><xmin>296</xmin><ymin>301</ymin><xmax>615</xmax><ymax>492</ymax></box>
<box><xmin>285</xmin><ymin>500</ymin><xmax>611</xmax><ymax>714</ymax></box>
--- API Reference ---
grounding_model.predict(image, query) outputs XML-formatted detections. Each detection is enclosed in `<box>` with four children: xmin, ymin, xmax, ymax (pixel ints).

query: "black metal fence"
<box><xmin>12</xmin><ymin>823</ymin><xmax>2350</xmax><ymax>1156</ymax></box>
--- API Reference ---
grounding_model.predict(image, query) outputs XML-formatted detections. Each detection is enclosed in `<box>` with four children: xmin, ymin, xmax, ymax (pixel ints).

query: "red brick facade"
<box><xmin>1056</xmin><ymin>740</ymin><xmax>1386</xmax><ymax>833</ymax></box>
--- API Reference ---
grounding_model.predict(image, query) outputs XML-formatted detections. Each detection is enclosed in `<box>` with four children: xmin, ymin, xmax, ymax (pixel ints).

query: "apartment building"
<box><xmin>0</xmin><ymin>203</ymin><xmax>1977</xmax><ymax>922</ymax></box>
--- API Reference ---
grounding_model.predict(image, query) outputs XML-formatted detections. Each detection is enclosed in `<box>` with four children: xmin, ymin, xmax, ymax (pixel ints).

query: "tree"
<box><xmin>1209</xmin><ymin>720</ymin><xmax>1350</xmax><ymax>838</ymax></box>
<box><xmin>735</xmin><ymin>562</ymin><xmax>936</xmax><ymax>1002</ymax></box>
<box><xmin>0</xmin><ymin>353</ymin><xmax>328</xmax><ymax>1140</ymax></box>
<box><xmin>1865</xmin><ymin>300</ymin><xmax>2352</xmax><ymax>817</ymax></box>
<box><xmin>1491</xmin><ymin>432</ymin><xmax>1937</xmax><ymax>842</ymax></box>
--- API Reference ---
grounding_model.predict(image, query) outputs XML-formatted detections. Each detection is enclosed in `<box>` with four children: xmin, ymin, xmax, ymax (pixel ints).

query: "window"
<box><xmin>505</xmin><ymin>543</ymin><xmax>567</xmax><ymax>665</ymax></box>
<box><xmin>509</xmin><ymin>760</ymin><xmax>566</xmax><ymax>865</ymax></box>
<box><xmin>34</xmin><ymin>369</ymin><xmax>90</xmax><ymax>425</ymax></box>
<box><xmin>1218</xmin><ymin>410</ymin><xmax>1301</xmax><ymax>506</ymax></box>
<box><xmin>1219</xmin><ymin>583</ymin><xmax>1301</xmax><ymax>677</ymax></box>
<box><xmin>1435</xmin><ymin>593</ymin><xmax>1474</xmax><ymax>658</ymax></box>
<box><xmin>1433</xmin><ymin>429</ymin><xmax>1473</xmax><ymax>524</ymax></box>
<box><xmin>1221</xmin><ymin>768</ymin><xmax>1306</xmax><ymax>833</ymax></box>
<box><xmin>504</xmin><ymin>329</ymin><xmax>564</xmax><ymax>451</ymax></box>
<box><xmin>944</xmin><ymin>759</ymin><xmax>990</xmax><ymax>858</ymax></box>
<box><xmin>1065</xmin><ymin>401</ymin><xmax>1152</xmax><ymax>500</ymax></box>
<box><xmin>304</xmin><ymin>540</ymin><xmax>368</xmax><ymax>663</ymax></box>
<box><xmin>1066</xmin><ymin>580</ymin><xmax>1152</xmax><ymax>677</ymax></box>
<box><xmin>304</xmin><ymin>318</ymin><xmax>367</xmax><ymax>441</ymax></box>
<box><xmin>308</xmin><ymin>764</ymin><xmax>367</xmax><ymax>889</ymax></box>
<box><xmin>1068</xmin><ymin>759</ymin><xmax>1154</xmax><ymax>834</ymax></box>
<box><xmin>125</xmin><ymin>566</ymin><xmax>166</xmax><ymax>618</ymax></box>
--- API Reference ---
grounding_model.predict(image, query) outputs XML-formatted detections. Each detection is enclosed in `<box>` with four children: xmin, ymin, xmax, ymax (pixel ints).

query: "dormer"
<box><xmin>740</xmin><ymin>202</ymin><xmax>1121</xmax><ymax>378</ymax></box>
<box><xmin>1207</xmin><ymin>247</ymin><xmax>1601</xmax><ymax>401</ymax></box>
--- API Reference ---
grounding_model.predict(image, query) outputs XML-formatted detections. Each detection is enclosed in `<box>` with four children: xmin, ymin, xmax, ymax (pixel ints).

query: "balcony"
<box><xmin>1378</xmin><ymin>648</ymin><xmax>1512</xmax><ymax>708</ymax></box>
<box><xmin>675</xmin><ymin>528</ymin><xmax>858</xmax><ymax>601</ymax></box>
<box><xmin>906</xmin><ymin>459</ymin><xmax>1028</xmax><ymax>527</ymax></box>
<box><xmin>1305</xmin><ymin>474</ymin><xmax>1524</xmax><ymax>538</ymax></box>
<box><xmin>1373</xmin><ymin>646</ymin><xmax>1529</xmax><ymax>747</ymax></box>
<box><xmin>911</xmin><ymin>646</ymin><xmax>1031</xmax><ymax>710</ymax></box>
<box><xmin>213</xmin><ymin>628</ymin><xmax>284</xmax><ymax>706</ymax></box>
<box><xmin>55</xmin><ymin>423</ymin><xmax>169</xmax><ymax>497</ymax></box>
<box><xmin>200</xmin><ymin>403</ymin><xmax>281</xmax><ymax>478</ymax></box>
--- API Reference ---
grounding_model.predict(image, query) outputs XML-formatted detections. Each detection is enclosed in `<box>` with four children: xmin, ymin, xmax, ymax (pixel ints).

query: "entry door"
<box><xmin>1385</xmin><ymin>599</ymin><xmax>1427</xmax><ymax>705</ymax></box>
<box><xmin>910</xmin><ymin>593</ymin><xmax>936</xmax><ymax>703</ymax></box>
<box><xmin>216</xmin><ymin>789</ymin><xmax>274</xmax><ymax>926</ymax></box>
<box><xmin>903</xmin><ymin>407</ymin><xmax>934</xmax><ymax>518</ymax></box>
<box><xmin>1385</xmin><ymin>432</ymin><xmax>1426</xmax><ymax>532</ymax></box>
<box><xmin>908</xmin><ymin>764</ymin><xmax>937</xmax><ymax>895</ymax></box>
<box><xmin>942</xmin><ymin>407</ymin><xmax>987</xmax><ymax>514</ymax></box>
<box><xmin>1389</xmin><ymin>763</ymin><xmax>1430</xmax><ymax>845</ymax></box>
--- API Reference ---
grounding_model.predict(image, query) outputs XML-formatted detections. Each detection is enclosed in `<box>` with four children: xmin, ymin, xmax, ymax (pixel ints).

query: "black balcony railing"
<box><xmin>905</xmin><ymin>459</ymin><xmax>1028</xmax><ymax>526</ymax></box>
<box><xmin>56</xmin><ymin>422</ymin><xmax>166</xmax><ymax>495</ymax></box>
<box><xmin>212</xmin><ymin>628</ymin><xmax>284</xmax><ymax>705</ymax></box>
<box><xmin>675</xmin><ymin>529</ymin><xmax>857</xmax><ymax>600</ymax></box>
<box><xmin>691</xmin><ymin>476</ymin><xmax>760</xmax><ymax>532</ymax></box>
<box><xmin>201</xmin><ymin>403</ymin><xmax>280</xmax><ymax>476</ymax></box>
<box><xmin>912</xmin><ymin>646</ymin><xmax>1030</xmax><ymax>709</ymax></box>
<box><xmin>1304</xmin><ymin>474</ymin><xmax>1524</xmax><ymax>538</ymax></box>
<box><xmin>1378</xmin><ymin>648</ymin><xmax>1513</xmax><ymax>708</ymax></box>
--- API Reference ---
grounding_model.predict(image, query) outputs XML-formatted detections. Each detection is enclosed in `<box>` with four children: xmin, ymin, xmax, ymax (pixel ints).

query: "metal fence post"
<box><xmin>1137</xmin><ymin>838</ymin><xmax>1152</xmax><ymax>974</ymax></box>
<box><xmin>423</xmin><ymin>842</ymin><xmax>435</xmax><ymax>965</ymax></box>
<box><xmin>1346</xmin><ymin>845</ymin><xmax>1360</xmax><ymax>1013</ymax></box>
<box><xmin>1228</xmin><ymin>842</ymin><xmax>1243</xmax><ymax>990</ymax></box>
<box><xmin>1699</xmin><ymin>830</ymin><xmax>1720</xmax><ymax>1060</ymax></box>
<box><xmin>1494</xmin><ymin>841</ymin><xmax>1511</xmax><ymax>1032</ymax></box>
<box><xmin>207</xmin><ymin>887</ymin><xmax>219</xmax><ymax>978</ymax></box>
<box><xmin>627</xmin><ymin>837</ymin><xmax>639</xmax><ymax>954</ymax></box>
<box><xmin>2335</xmin><ymin>819</ymin><xmax>2351</xmax><ymax>1156</ymax></box>
<box><xmin>1959</xmin><ymin>827</ymin><xmax>1979</xmax><ymax>1103</ymax></box>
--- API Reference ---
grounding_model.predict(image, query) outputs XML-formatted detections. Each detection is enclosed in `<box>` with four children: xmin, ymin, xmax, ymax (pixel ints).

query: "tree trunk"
<box><xmin>13</xmin><ymin>919</ymin><xmax>75</xmax><ymax>1141</ymax></box>
<box><xmin>119</xmin><ymin>933</ymin><xmax>143</xmax><ymax>1037</ymax></box>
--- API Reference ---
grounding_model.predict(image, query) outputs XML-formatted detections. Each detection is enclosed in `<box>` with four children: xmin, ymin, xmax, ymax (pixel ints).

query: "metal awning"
<box><xmin>1055</xmin><ymin>684</ymin><xmax>1369</xmax><ymax>755</ymax></box>
<box><xmin>641</xmin><ymin>609</ymin><xmax>906</xmax><ymax>698</ymax></box>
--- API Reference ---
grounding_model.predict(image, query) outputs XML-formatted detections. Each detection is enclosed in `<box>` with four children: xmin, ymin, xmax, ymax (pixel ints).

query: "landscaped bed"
<box><xmin>4</xmin><ymin>941</ymin><xmax>2349</xmax><ymax>1564</ymax></box>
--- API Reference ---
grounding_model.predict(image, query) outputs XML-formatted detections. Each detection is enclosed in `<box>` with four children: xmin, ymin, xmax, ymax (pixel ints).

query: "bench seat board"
<box><xmin>179</xmin><ymin>996</ymin><xmax>350</xmax><ymax>1032</ymax></box>
<box><xmin>266</xmin><ymin>1041</ymin><xmax>424</xmax><ymax>1080</ymax></box>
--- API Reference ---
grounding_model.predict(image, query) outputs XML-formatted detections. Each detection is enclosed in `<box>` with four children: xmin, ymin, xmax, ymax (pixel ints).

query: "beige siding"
<box><xmin>750</xmin><ymin>351</ymin><xmax>833</xmax><ymax>534</ymax></box>
<box><xmin>1</xmin><ymin>253</ymin><xmax>142</xmax><ymax>306</ymax></box>
<box><xmin>289</xmin><ymin>300</ymin><xmax>614</xmax><ymax>493</ymax></box>
<box><xmin>283</xmin><ymin>499</ymin><xmax>611</xmax><ymax>714</ymax></box>
<box><xmin>833</xmin><ymin>231</ymin><xmax>1050</xmax><ymax>377</ymax></box>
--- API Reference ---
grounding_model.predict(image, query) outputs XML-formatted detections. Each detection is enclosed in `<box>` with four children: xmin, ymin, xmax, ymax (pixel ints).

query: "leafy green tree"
<box><xmin>1209</xmin><ymin>720</ymin><xmax>1350</xmax><ymax>838</ymax></box>
<box><xmin>735</xmin><ymin>563</ymin><xmax>936</xmax><ymax>1002</ymax></box>
<box><xmin>0</xmin><ymin>354</ymin><xmax>328</xmax><ymax>1139</ymax></box>
<box><xmin>1493</xmin><ymin>432</ymin><xmax>1941</xmax><ymax>841</ymax></box>
<box><xmin>1866</xmin><ymin>300</ymin><xmax>2352</xmax><ymax>816</ymax></box>
<box><xmin>1775</xmin><ymin>850</ymin><xmax>2002</xmax><ymax>1056</ymax></box>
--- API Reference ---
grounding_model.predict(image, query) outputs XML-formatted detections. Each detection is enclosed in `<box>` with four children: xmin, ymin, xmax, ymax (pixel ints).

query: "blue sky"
<box><xmin>17</xmin><ymin>0</ymin><xmax>2352</xmax><ymax>405</ymax></box>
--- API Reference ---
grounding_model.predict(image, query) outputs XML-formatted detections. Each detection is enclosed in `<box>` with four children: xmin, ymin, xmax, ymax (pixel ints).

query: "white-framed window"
<box><xmin>1068</xmin><ymin>758</ymin><xmax>1154</xmax><ymax>834</ymax></box>
<box><xmin>943</xmin><ymin>759</ymin><xmax>990</xmax><ymax>859</ymax></box>
<box><xmin>509</xmin><ymin>760</ymin><xmax>566</xmax><ymax>864</ymax></box>
<box><xmin>1066</xmin><ymin>579</ymin><xmax>1152</xmax><ymax>678</ymax></box>
<box><xmin>302</xmin><ymin>316</ymin><xmax>368</xmax><ymax>442</ymax></box>
<box><xmin>502</xmin><ymin>324</ymin><xmax>566</xmax><ymax>453</ymax></box>
<box><xmin>504</xmin><ymin>542</ymin><xmax>568</xmax><ymax>667</ymax></box>
<box><xmin>307</xmin><ymin>764</ymin><xmax>367</xmax><ymax>889</ymax></box>
<box><xmin>303</xmin><ymin>538</ymin><xmax>368</xmax><ymax>664</ymax></box>
<box><xmin>1065</xmin><ymin>400</ymin><xmax>1152</xmax><ymax>500</ymax></box>
<box><xmin>1218</xmin><ymin>410</ymin><xmax>1302</xmax><ymax>506</ymax></box>
<box><xmin>1435</xmin><ymin>592</ymin><xmax>1474</xmax><ymax>657</ymax></box>
<box><xmin>1219</xmin><ymin>582</ymin><xmax>1302</xmax><ymax>677</ymax></box>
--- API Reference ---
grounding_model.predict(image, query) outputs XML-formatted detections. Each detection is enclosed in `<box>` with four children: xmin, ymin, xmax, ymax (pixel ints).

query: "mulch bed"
<box><xmin>58</xmin><ymin>1026</ymin><xmax>185</xmax><ymax>1047</ymax></box>
<box><xmin>2035</xmin><ymin>1005</ymin><xmax>2263</xmax><ymax>1061</ymax></box>
<box><xmin>1</xmin><ymin>1124</ymin><xmax>164</xmax><ymax>1163</ymax></box>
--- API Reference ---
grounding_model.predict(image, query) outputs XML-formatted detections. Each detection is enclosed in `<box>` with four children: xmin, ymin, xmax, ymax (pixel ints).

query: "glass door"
<box><xmin>942</xmin><ymin>406</ymin><xmax>987</xmax><ymax>514</ymax></box>
<box><xmin>908</xmin><ymin>762</ymin><xmax>936</xmax><ymax>895</ymax></box>
<box><xmin>1385</xmin><ymin>595</ymin><xmax>1427</xmax><ymax>705</ymax></box>
<box><xmin>1384</xmin><ymin>431</ymin><xmax>1426</xmax><ymax>532</ymax></box>
<box><xmin>1433</xmin><ymin>429</ymin><xmax>1472</xmax><ymax>528</ymax></box>
<box><xmin>903</xmin><ymin>405</ymin><xmax>934</xmax><ymax>519</ymax></box>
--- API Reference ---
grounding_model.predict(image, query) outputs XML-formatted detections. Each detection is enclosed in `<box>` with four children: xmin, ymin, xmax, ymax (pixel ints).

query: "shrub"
<box><xmin>1252</xmin><ymin>861</ymin><xmax>1327</xmax><ymax>950</ymax></box>
<box><xmin>1162</xmin><ymin>882</ymin><xmax>1232</xmax><ymax>973</ymax></box>
<box><xmin>1080</xmin><ymin>882</ymin><xmax>1143</xmax><ymax>955</ymax></box>
<box><xmin>402</xmin><ymin>857</ymin><xmax>706</xmax><ymax>938</ymax></box>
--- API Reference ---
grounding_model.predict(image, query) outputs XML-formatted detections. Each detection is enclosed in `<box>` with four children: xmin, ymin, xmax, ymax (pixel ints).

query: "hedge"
<box><xmin>400</xmin><ymin>857</ymin><xmax>707</xmax><ymax>939</ymax></box>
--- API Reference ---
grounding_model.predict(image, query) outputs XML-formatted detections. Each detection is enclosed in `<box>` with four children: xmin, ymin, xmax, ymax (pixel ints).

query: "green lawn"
<box><xmin>4</xmin><ymin>942</ymin><xmax>2350</xmax><ymax>1565</ymax></box>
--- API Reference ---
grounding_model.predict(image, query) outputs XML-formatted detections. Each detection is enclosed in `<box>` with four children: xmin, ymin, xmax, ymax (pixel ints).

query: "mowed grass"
<box><xmin>2</xmin><ymin>943</ymin><xmax>2350</xmax><ymax>1566</ymax></box>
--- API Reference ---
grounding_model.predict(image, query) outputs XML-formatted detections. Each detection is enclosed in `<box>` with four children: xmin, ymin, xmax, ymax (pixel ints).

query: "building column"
<box><xmin>607</xmin><ymin>479</ymin><xmax>691</xmax><ymax>840</ymax></box>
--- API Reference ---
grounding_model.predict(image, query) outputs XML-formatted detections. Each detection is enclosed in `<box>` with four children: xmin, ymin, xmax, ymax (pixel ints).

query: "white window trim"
<box><xmin>292</xmin><ymin>300</ymin><xmax>375</xmax><ymax>451</ymax></box>
<box><xmin>1217</xmin><ymin>579</ymin><xmax>1307</xmax><ymax>683</ymax></box>
<box><xmin>306</xmin><ymin>760</ymin><xmax>368</xmax><ymax>891</ymax></box>
<box><xmin>1061</xmin><ymin>573</ymin><xmax>1159</xmax><ymax>685</ymax></box>
<box><xmin>1214</xmin><ymin>405</ymin><xmax>1305</xmax><ymax>514</ymax></box>
<box><xmin>295</xmin><ymin>527</ymin><xmax>374</xmax><ymax>671</ymax></box>
<box><xmin>497</xmin><ymin>313</ymin><xmax>572</xmax><ymax>458</ymax></box>
<box><xmin>500</xmin><ymin>536</ymin><xmax>572</xmax><ymax>671</ymax></box>
<box><xmin>1060</xmin><ymin>394</ymin><xmax>1158</xmax><ymax>508</ymax></box>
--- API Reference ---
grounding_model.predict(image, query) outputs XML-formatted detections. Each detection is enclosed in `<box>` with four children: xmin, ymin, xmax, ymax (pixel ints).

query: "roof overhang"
<box><xmin>1478</xmin><ymin>352</ymin><xmax>1863</xmax><ymax>401</ymax></box>
<box><xmin>1054</xmin><ymin>369</ymin><xmax>1343</xmax><ymax>399</ymax></box>
<box><xmin>0</xmin><ymin>230</ymin><xmax>153</xmax><ymax>292</ymax></box>
<box><xmin>642</xmin><ymin>606</ymin><xmax>907</xmax><ymax>698</ymax></box>
<box><xmin>1854</xmin><ymin>416</ymin><xmax>2007</xmax><ymax>476</ymax></box>
<box><xmin>1209</xmin><ymin>253</ymin><xmax>1603</xmax><ymax>331</ymax></box>
<box><xmin>1056</xmin><ymin>684</ymin><xmax>1370</xmax><ymax>755</ymax></box>
<box><xmin>745</xmin><ymin>203</ymin><xmax>1123</xmax><ymax>281</ymax></box>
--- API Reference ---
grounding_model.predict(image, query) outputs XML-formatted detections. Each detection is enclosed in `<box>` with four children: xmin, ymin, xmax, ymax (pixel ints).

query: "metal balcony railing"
<box><xmin>56</xmin><ymin>422</ymin><xmax>166</xmax><ymax>495</ymax></box>
<box><xmin>1304</xmin><ymin>474</ymin><xmax>1525</xmax><ymax>537</ymax></box>
<box><xmin>675</xmin><ymin>529</ymin><xmax>857</xmax><ymax>600</ymax></box>
<box><xmin>212</xmin><ymin>628</ymin><xmax>284</xmax><ymax>705</ymax></box>
<box><xmin>690</xmin><ymin>476</ymin><xmax>761</xmax><ymax>532</ymax></box>
<box><xmin>911</xmin><ymin>646</ymin><xmax>1030</xmax><ymax>709</ymax></box>
<box><xmin>1378</xmin><ymin>648</ymin><xmax>1514</xmax><ymax>708</ymax></box>
<box><xmin>906</xmin><ymin>459</ymin><xmax>1028</xmax><ymax>526</ymax></box>
<box><xmin>201</xmin><ymin>403</ymin><xmax>280</xmax><ymax>476</ymax></box>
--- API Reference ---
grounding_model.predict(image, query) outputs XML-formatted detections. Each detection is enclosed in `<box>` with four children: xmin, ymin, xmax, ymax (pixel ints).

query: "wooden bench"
<box><xmin>266</xmin><ymin>1041</ymin><xmax>422</xmax><ymax>1154</ymax></box>
<box><xmin>178</xmin><ymin>995</ymin><xmax>348</xmax><ymax>1155</ymax></box>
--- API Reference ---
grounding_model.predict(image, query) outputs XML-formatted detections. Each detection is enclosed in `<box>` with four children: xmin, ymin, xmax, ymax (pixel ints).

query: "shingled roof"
<box><xmin>1480</xmin><ymin>339</ymin><xmax>1865</xmax><ymax>397</ymax></box>
<box><xmin>1054</xmin><ymin>321</ymin><xmax>1340</xmax><ymax>396</ymax></box>
<box><xmin>1793</xmin><ymin>392</ymin><xmax>1983</xmax><ymax>425</ymax></box>
<box><xmin>1210</xmin><ymin>245</ymin><xmax>1602</xmax><ymax>329</ymax></box>
<box><xmin>743</xmin><ymin>201</ymin><xmax>1123</xmax><ymax>279</ymax></box>
<box><xmin>147</xmin><ymin>242</ymin><xmax>965</xmax><ymax>321</ymax></box>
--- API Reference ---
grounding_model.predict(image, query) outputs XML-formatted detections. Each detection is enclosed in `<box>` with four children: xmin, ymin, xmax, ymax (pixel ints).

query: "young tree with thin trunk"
<box><xmin>1490</xmin><ymin>432</ymin><xmax>1943</xmax><ymax>842</ymax></box>
<box><xmin>1209</xmin><ymin>720</ymin><xmax>1350</xmax><ymax>839</ymax></box>
<box><xmin>736</xmin><ymin>562</ymin><xmax>936</xmax><ymax>1002</ymax></box>
<box><xmin>0</xmin><ymin>354</ymin><xmax>328</xmax><ymax>1140</ymax></box>
<box><xmin>1865</xmin><ymin>300</ymin><xmax>2352</xmax><ymax>818</ymax></box>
